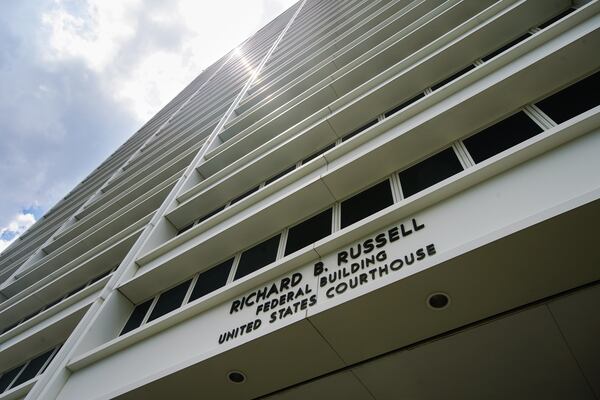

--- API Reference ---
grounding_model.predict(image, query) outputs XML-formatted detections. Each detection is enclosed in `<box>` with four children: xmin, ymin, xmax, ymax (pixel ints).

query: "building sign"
<box><xmin>219</xmin><ymin>217</ymin><xmax>436</xmax><ymax>344</ymax></box>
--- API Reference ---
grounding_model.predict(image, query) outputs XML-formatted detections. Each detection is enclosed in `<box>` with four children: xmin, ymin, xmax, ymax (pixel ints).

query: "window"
<box><xmin>463</xmin><ymin>111</ymin><xmax>543</xmax><ymax>163</ymax></box>
<box><xmin>481</xmin><ymin>33</ymin><xmax>531</xmax><ymax>62</ymax></box>
<box><xmin>234</xmin><ymin>234</ymin><xmax>281</xmax><ymax>280</ymax></box>
<box><xmin>341</xmin><ymin>180</ymin><xmax>394</xmax><ymax>229</ymax></box>
<box><xmin>89</xmin><ymin>269</ymin><xmax>112</xmax><ymax>285</ymax></box>
<box><xmin>538</xmin><ymin>8</ymin><xmax>575</xmax><ymax>29</ymax></box>
<box><xmin>302</xmin><ymin>143</ymin><xmax>335</xmax><ymax>164</ymax></box>
<box><xmin>177</xmin><ymin>222</ymin><xmax>195</xmax><ymax>236</ymax></box>
<box><xmin>12</xmin><ymin>349</ymin><xmax>55</xmax><ymax>387</ymax></box>
<box><xmin>43</xmin><ymin>296</ymin><xmax>65</xmax><ymax>312</ymax></box>
<box><xmin>189</xmin><ymin>258</ymin><xmax>234</xmax><ymax>302</ymax></box>
<box><xmin>147</xmin><ymin>280</ymin><xmax>192</xmax><ymax>322</ymax></box>
<box><xmin>2</xmin><ymin>321</ymin><xmax>21</xmax><ymax>335</ymax></box>
<box><xmin>342</xmin><ymin>119</ymin><xmax>379</xmax><ymax>141</ymax></box>
<box><xmin>66</xmin><ymin>283</ymin><xmax>87</xmax><ymax>298</ymax></box>
<box><xmin>230</xmin><ymin>186</ymin><xmax>260</xmax><ymax>205</ymax></box>
<box><xmin>399</xmin><ymin>148</ymin><xmax>464</xmax><ymax>198</ymax></box>
<box><xmin>0</xmin><ymin>345</ymin><xmax>60</xmax><ymax>394</ymax></box>
<box><xmin>0</xmin><ymin>365</ymin><xmax>23</xmax><ymax>393</ymax></box>
<box><xmin>20</xmin><ymin>310</ymin><xmax>41</xmax><ymax>324</ymax></box>
<box><xmin>1</xmin><ymin>292</ymin><xmax>74</xmax><ymax>335</ymax></box>
<box><xmin>195</xmin><ymin>204</ymin><xmax>226</xmax><ymax>225</ymax></box>
<box><xmin>285</xmin><ymin>208</ymin><xmax>332</xmax><ymax>256</ymax></box>
<box><xmin>121</xmin><ymin>298</ymin><xmax>153</xmax><ymax>335</ymax></box>
<box><xmin>431</xmin><ymin>64</ymin><xmax>475</xmax><ymax>91</ymax></box>
<box><xmin>178</xmin><ymin>205</ymin><xmax>227</xmax><ymax>235</ymax></box>
<box><xmin>535</xmin><ymin>71</ymin><xmax>600</xmax><ymax>124</ymax></box>
<box><xmin>384</xmin><ymin>93</ymin><xmax>424</xmax><ymax>118</ymax></box>
<box><xmin>265</xmin><ymin>165</ymin><xmax>296</xmax><ymax>186</ymax></box>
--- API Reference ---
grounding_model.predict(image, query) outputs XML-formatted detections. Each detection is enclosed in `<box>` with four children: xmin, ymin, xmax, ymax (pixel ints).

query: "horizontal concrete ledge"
<box><xmin>123</xmin><ymin>107</ymin><xmax>599</xmax><ymax>303</ymax></box>
<box><xmin>68</xmin><ymin>190</ymin><xmax>600</xmax><ymax>399</ymax></box>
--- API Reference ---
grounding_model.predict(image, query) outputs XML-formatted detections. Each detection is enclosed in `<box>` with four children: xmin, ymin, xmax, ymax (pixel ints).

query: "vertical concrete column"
<box><xmin>23</xmin><ymin>54</ymin><xmax>233</xmax><ymax>400</ymax></box>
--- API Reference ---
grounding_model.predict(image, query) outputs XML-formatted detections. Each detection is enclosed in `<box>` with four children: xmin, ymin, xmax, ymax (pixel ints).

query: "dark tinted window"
<box><xmin>482</xmin><ymin>33</ymin><xmax>531</xmax><ymax>62</ymax></box>
<box><xmin>120</xmin><ymin>298</ymin><xmax>153</xmax><ymax>335</ymax></box>
<box><xmin>302</xmin><ymin>143</ymin><xmax>335</xmax><ymax>164</ymax></box>
<box><xmin>342</xmin><ymin>119</ymin><xmax>378</xmax><ymax>141</ymax></box>
<box><xmin>536</xmin><ymin>71</ymin><xmax>600</xmax><ymax>124</ymax></box>
<box><xmin>384</xmin><ymin>93</ymin><xmax>424</xmax><ymax>118</ymax></box>
<box><xmin>44</xmin><ymin>296</ymin><xmax>64</xmax><ymax>311</ymax></box>
<box><xmin>234</xmin><ymin>235</ymin><xmax>281</xmax><ymax>280</ymax></box>
<box><xmin>189</xmin><ymin>258</ymin><xmax>234</xmax><ymax>302</ymax></box>
<box><xmin>12</xmin><ymin>349</ymin><xmax>55</xmax><ymax>387</ymax></box>
<box><xmin>538</xmin><ymin>8</ymin><xmax>575</xmax><ymax>29</ymax></box>
<box><xmin>265</xmin><ymin>165</ymin><xmax>296</xmax><ymax>186</ymax></box>
<box><xmin>177</xmin><ymin>222</ymin><xmax>195</xmax><ymax>236</ymax></box>
<box><xmin>0</xmin><ymin>364</ymin><xmax>23</xmax><ymax>393</ymax></box>
<box><xmin>147</xmin><ymin>280</ymin><xmax>192</xmax><ymax>322</ymax></box>
<box><xmin>2</xmin><ymin>321</ymin><xmax>21</xmax><ymax>335</ymax></box>
<box><xmin>431</xmin><ymin>65</ymin><xmax>475</xmax><ymax>91</ymax></box>
<box><xmin>399</xmin><ymin>148</ymin><xmax>464</xmax><ymax>197</ymax></box>
<box><xmin>230</xmin><ymin>186</ymin><xmax>260</xmax><ymax>205</ymax></box>
<box><xmin>341</xmin><ymin>180</ymin><xmax>394</xmax><ymax>229</ymax></box>
<box><xmin>285</xmin><ymin>208</ymin><xmax>332</xmax><ymax>256</ymax></box>
<box><xmin>463</xmin><ymin>111</ymin><xmax>543</xmax><ymax>163</ymax></box>
<box><xmin>195</xmin><ymin>204</ymin><xmax>227</xmax><ymax>225</ymax></box>
<box><xmin>66</xmin><ymin>283</ymin><xmax>87</xmax><ymax>298</ymax></box>
<box><xmin>40</xmin><ymin>346</ymin><xmax>60</xmax><ymax>374</ymax></box>
<box><xmin>21</xmin><ymin>310</ymin><xmax>41</xmax><ymax>323</ymax></box>
<box><xmin>89</xmin><ymin>269</ymin><xmax>112</xmax><ymax>285</ymax></box>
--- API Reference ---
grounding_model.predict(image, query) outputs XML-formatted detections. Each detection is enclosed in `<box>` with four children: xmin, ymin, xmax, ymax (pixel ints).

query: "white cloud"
<box><xmin>42</xmin><ymin>0</ymin><xmax>139</xmax><ymax>71</ymax></box>
<box><xmin>0</xmin><ymin>212</ymin><xmax>37</xmax><ymax>255</ymax></box>
<box><xmin>0</xmin><ymin>0</ymin><xmax>297</xmax><ymax>235</ymax></box>
<box><xmin>41</xmin><ymin>0</ymin><xmax>298</xmax><ymax>121</ymax></box>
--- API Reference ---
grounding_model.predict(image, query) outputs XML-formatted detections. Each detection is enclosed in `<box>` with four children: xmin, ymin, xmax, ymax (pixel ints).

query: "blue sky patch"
<box><xmin>0</xmin><ymin>230</ymin><xmax>17</xmax><ymax>241</ymax></box>
<box><xmin>22</xmin><ymin>205</ymin><xmax>44</xmax><ymax>220</ymax></box>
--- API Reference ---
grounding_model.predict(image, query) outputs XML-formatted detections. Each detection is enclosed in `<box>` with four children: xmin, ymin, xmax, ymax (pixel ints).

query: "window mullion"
<box><xmin>183</xmin><ymin>274</ymin><xmax>200</xmax><ymax>305</ymax></box>
<box><xmin>277</xmin><ymin>228</ymin><xmax>289</xmax><ymax>259</ymax></box>
<box><xmin>7</xmin><ymin>362</ymin><xmax>28</xmax><ymax>391</ymax></box>
<box><xmin>140</xmin><ymin>296</ymin><xmax>159</xmax><ymax>326</ymax></box>
<box><xmin>389</xmin><ymin>173</ymin><xmax>403</xmax><ymax>203</ymax></box>
<box><xmin>37</xmin><ymin>346</ymin><xmax>60</xmax><ymax>377</ymax></box>
<box><xmin>227</xmin><ymin>253</ymin><xmax>242</xmax><ymax>284</ymax></box>
<box><xmin>522</xmin><ymin>105</ymin><xmax>552</xmax><ymax>130</ymax></box>
<box><xmin>452</xmin><ymin>141</ymin><xmax>475</xmax><ymax>169</ymax></box>
<box><xmin>332</xmin><ymin>202</ymin><xmax>341</xmax><ymax>233</ymax></box>
<box><xmin>524</xmin><ymin>104</ymin><xmax>557</xmax><ymax>129</ymax></box>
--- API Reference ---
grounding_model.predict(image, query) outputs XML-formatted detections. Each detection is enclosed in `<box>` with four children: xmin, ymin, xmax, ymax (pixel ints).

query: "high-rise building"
<box><xmin>1</xmin><ymin>0</ymin><xmax>600</xmax><ymax>398</ymax></box>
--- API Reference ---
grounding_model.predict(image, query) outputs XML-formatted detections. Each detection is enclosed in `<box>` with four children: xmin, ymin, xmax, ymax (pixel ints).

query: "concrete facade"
<box><xmin>1</xmin><ymin>1</ymin><xmax>599</xmax><ymax>399</ymax></box>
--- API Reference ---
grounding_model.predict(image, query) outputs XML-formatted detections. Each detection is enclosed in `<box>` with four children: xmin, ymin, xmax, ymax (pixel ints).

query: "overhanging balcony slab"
<box><xmin>123</xmin><ymin>177</ymin><xmax>335</xmax><ymax>301</ymax></box>
<box><xmin>308</xmin><ymin>196</ymin><xmax>600</xmax><ymax>364</ymax></box>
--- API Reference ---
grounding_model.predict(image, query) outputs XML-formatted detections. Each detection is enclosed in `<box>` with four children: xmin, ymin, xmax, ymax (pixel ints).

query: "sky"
<box><xmin>0</xmin><ymin>0</ymin><xmax>297</xmax><ymax>254</ymax></box>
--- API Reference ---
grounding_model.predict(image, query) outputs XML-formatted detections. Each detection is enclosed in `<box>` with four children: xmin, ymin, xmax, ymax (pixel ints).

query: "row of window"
<box><xmin>176</xmin><ymin>140</ymin><xmax>341</xmax><ymax>236</ymax></box>
<box><xmin>0</xmin><ymin>345</ymin><xmax>61</xmax><ymax>395</ymax></box>
<box><xmin>1</xmin><ymin>268</ymin><xmax>115</xmax><ymax>335</ymax></box>
<box><xmin>176</xmin><ymin>7</ymin><xmax>579</xmax><ymax>236</ymax></box>
<box><xmin>122</xmin><ymin>5</ymin><xmax>599</xmax><ymax>332</ymax></box>
<box><xmin>8</xmin><ymin>6</ymin><xmax>581</xmax><ymax>255</ymax></box>
<box><xmin>9</xmin><ymin>4</ymin><xmax>577</xmax><ymax>251</ymax></box>
<box><xmin>121</xmin><ymin>147</ymin><xmax>459</xmax><ymax>335</ymax></box>
<box><xmin>122</xmin><ymin>68</ymin><xmax>599</xmax><ymax>336</ymax></box>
